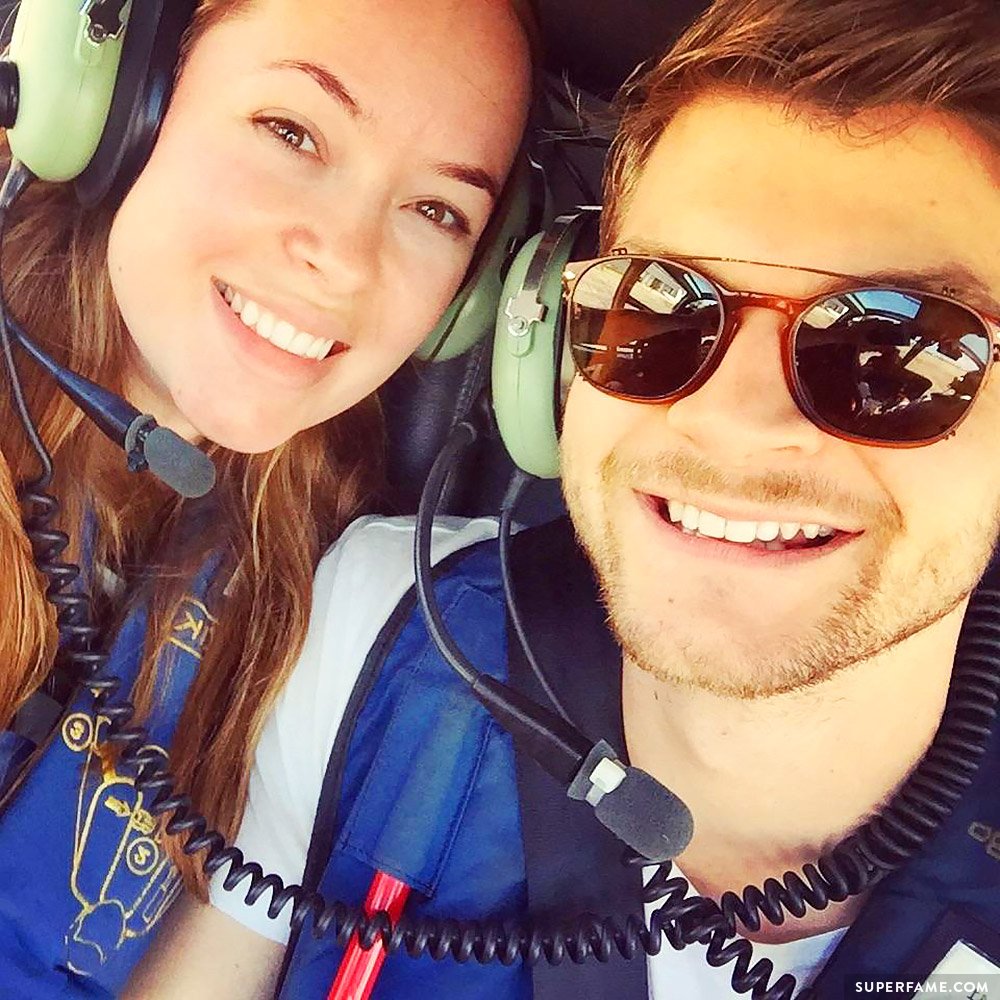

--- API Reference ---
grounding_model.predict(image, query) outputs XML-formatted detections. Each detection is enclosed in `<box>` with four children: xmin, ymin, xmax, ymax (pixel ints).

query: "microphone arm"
<box><xmin>7</xmin><ymin>318</ymin><xmax>216</xmax><ymax>499</ymax></box>
<box><xmin>414</xmin><ymin>419</ymin><xmax>694</xmax><ymax>864</ymax></box>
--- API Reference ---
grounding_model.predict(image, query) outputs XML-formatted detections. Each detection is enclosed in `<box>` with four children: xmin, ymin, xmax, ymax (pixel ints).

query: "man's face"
<box><xmin>561</xmin><ymin>93</ymin><xmax>1000</xmax><ymax>698</ymax></box>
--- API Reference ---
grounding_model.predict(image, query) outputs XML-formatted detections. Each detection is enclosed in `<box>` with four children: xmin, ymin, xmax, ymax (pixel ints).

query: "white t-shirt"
<box><xmin>210</xmin><ymin>516</ymin><xmax>847</xmax><ymax>996</ymax></box>
<box><xmin>642</xmin><ymin>871</ymin><xmax>845</xmax><ymax>997</ymax></box>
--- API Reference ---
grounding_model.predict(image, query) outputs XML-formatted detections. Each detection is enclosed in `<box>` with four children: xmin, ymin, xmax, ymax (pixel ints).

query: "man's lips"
<box><xmin>639</xmin><ymin>490</ymin><xmax>862</xmax><ymax>555</ymax></box>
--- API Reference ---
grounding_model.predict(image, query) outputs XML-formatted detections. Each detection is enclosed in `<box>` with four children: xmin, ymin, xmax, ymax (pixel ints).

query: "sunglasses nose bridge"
<box><xmin>717</xmin><ymin>291</ymin><xmax>803</xmax><ymax>362</ymax></box>
<box><xmin>708</xmin><ymin>292</ymin><xmax>810</xmax><ymax>417</ymax></box>
<box><xmin>723</xmin><ymin>289</ymin><xmax>802</xmax><ymax>321</ymax></box>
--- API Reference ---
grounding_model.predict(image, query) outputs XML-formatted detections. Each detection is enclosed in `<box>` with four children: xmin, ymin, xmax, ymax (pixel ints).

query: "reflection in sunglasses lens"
<box><xmin>795</xmin><ymin>290</ymin><xmax>991</xmax><ymax>443</ymax></box>
<box><xmin>568</xmin><ymin>258</ymin><xmax>723</xmax><ymax>398</ymax></box>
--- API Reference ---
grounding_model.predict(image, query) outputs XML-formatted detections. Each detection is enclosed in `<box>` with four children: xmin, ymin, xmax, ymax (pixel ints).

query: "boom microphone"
<box><xmin>473</xmin><ymin>676</ymin><xmax>693</xmax><ymax>862</ymax></box>
<box><xmin>127</xmin><ymin>420</ymin><xmax>217</xmax><ymax>500</ymax></box>
<box><xmin>8</xmin><ymin>318</ymin><xmax>216</xmax><ymax>498</ymax></box>
<box><xmin>573</xmin><ymin>743</ymin><xmax>694</xmax><ymax>864</ymax></box>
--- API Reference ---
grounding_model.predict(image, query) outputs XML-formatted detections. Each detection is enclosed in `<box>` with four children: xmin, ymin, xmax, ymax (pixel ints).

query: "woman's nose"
<box><xmin>663</xmin><ymin>307</ymin><xmax>828</xmax><ymax>463</ymax></box>
<box><xmin>282</xmin><ymin>198</ymin><xmax>384</xmax><ymax>300</ymax></box>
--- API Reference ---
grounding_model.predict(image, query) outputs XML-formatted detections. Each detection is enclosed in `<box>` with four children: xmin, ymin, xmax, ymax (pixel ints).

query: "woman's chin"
<box><xmin>178</xmin><ymin>412</ymin><xmax>300</xmax><ymax>456</ymax></box>
<box><xmin>204</xmin><ymin>429</ymin><xmax>293</xmax><ymax>455</ymax></box>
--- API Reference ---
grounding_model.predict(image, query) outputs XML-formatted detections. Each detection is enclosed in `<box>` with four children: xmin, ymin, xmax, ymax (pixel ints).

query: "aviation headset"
<box><xmin>492</xmin><ymin>212</ymin><xmax>598</xmax><ymax>477</ymax></box>
<box><xmin>3</xmin><ymin>0</ymin><xmax>535</xmax><ymax>363</ymax></box>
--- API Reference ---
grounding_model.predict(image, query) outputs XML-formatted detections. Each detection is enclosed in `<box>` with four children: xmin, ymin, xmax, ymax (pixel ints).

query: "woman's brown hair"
<box><xmin>0</xmin><ymin>0</ymin><xmax>538</xmax><ymax>894</ymax></box>
<box><xmin>603</xmin><ymin>0</ymin><xmax>1000</xmax><ymax>247</ymax></box>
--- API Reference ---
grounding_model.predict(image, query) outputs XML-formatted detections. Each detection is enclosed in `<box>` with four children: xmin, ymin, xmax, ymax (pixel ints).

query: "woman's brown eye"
<box><xmin>274</xmin><ymin>123</ymin><xmax>305</xmax><ymax>147</ymax></box>
<box><xmin>415</xmin><ymin>200</ymin><xmax>470</xmax><ymax>237</ymax></box>
<box><xmin>256</xmin><ymin>116</ymin><xmax>319</xmax><ymax>157</ymax></box>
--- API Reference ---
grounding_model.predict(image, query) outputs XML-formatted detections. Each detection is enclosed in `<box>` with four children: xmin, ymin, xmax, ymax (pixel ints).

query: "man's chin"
<box><xmin>608</xmin><ymin>581</ymin><xmax>899</xmax><ymax>699</ymax></box>
<box><xmin>619</xmin><ymin>628</ymin><xmax>835</xmax><ymax>700</ymax></box>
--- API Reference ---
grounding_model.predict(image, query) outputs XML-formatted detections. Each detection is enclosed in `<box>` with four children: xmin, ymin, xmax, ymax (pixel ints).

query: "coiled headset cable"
<box><xmin>2</xmin><ymin>160</ymin><xmax>999</xmax><ymax>999</ymax></box>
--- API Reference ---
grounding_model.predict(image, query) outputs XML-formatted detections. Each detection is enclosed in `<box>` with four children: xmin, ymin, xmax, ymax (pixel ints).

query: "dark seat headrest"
<box><xmin>537</xmin><ymin>0</ymin><xmax>707</xmax><ymax>99</ymax></box>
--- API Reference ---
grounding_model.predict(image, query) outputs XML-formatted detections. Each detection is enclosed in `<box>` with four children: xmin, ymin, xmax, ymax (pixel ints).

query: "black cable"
<box><xmin>10</xmin><ymin>378</ymin><xmax>1000</xmax><ymax>987</ymax></box>
<box><xmin>2</xmin><ymin>149</ymin><xmax>998</xmax><ymax>989</ymax></box>
<box><xmin>498</xmin><ymin>466</ymin><xmax>575</xmax><ymax>723</ymax></box>
<box><xmin>15</xmin><ymin>392</ymin><xmax>1000</xmax><ymax>989</ymax></box>
<box><xmin>401</xmin><ymin>425</ymin><xmax>1000</xmax><ymax>996</ymax></box>
<box><xmin>412</xmin><ymin>418</ymin><xmax>481</xmax><ymax>686</ymax></box>
<box><xmin>0</xmin><ymin>160</ymin><xmax>48</xmax><ymax>480</ymax></box>
<box><xmin>0</xmin><ymin>160</ymin><xmax>103</xmax><ymax>701</ymax></box>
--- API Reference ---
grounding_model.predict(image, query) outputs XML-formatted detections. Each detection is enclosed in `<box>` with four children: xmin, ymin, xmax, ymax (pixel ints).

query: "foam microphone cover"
<box><xmin>593</xmin><ymin>765</ymin><xmax>694</xmax><ymax>863</ymax></box>
<box><xmin>142</xmin><ymin>426</ymin><xmax>216</xmax><ymax>498</ymax></box>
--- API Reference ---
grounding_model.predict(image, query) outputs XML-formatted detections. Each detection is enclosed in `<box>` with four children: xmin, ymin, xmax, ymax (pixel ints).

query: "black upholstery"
<box><xmin>537</xmin><ymin>0</ymin><xmax>706</xmax><ymax>100</ymax></box>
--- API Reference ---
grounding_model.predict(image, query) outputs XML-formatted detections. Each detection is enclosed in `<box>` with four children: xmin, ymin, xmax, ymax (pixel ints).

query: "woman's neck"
<box><xmin>622</xmin><ymin>599</ymin><xmax>966</xmax><ymax>942</ymax></box>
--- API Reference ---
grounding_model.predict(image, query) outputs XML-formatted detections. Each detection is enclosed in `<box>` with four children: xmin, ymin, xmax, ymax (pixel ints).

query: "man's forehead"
<box><xmin>619</xmin><ymin>94</ymin><xmax>1000</xmax><ymax>313</ymax></box>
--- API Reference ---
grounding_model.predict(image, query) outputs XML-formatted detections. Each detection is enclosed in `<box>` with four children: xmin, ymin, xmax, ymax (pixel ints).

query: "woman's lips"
<box><xmin>210</xmin><ymin>282</ymin><xmax>348</xmax><ymax>385</ymax></box>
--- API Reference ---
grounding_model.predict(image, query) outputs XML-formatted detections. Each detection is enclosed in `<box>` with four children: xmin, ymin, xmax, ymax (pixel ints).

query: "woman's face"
<box><xmin>108</xmin><ymin>0</ymin><xmax>530</xmax><ymax>452</ymax></box>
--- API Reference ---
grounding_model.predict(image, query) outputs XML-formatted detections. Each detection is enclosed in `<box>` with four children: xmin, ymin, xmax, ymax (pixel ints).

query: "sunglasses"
<box><xmin>562</xmin><ymin>251</ymin><xmax>1000</xmax><ymax>447</ymax></box>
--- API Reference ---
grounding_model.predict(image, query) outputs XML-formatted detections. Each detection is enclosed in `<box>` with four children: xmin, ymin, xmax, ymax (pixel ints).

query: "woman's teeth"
<box><xmin>661</xmin><ymin>498</ymin><xmax>836</xmax><ymax>550</ymax></box>
<box><xmin>220</xmin><ymin>283</ymin><xmax>338</xmax><ymax>360</ymax></box>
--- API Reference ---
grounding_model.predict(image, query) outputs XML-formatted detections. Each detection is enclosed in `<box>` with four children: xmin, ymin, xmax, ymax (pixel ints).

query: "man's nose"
<box><xmin>662</xmin><ymin>307</ymin><xmax>828</xmax><ymax>463</ymax></box>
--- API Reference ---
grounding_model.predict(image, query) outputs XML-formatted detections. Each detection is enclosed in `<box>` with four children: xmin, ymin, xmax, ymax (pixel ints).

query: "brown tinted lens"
<box><xmin>566</xmin><ymin>257</ymin><xmax>724</xmax><ymax>399</ymax></box>
<box><xmin>794</xmin><ymin>290</ymin><xmax>991</xmax><ymax>443</ymax></box>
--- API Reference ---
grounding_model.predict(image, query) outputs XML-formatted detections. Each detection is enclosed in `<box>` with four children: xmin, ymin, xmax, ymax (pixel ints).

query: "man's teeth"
<box><xmin>664</xmin><ymin>499</ymin><xmax>834</xmax><ymax>546</ymax></box>
<box><xmin>221</xmin><ymin>283</ymin><xmax>336</xmax><ymax>360</ymax></box>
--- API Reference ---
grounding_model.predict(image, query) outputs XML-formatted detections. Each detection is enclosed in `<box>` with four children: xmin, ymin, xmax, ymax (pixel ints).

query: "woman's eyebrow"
<box><xmin>269</xmin><ymin>59</ymin><xmax>363</xmax><ymax>118</ymax></box>
<box><xmin>436</xmin><ymin>164</ymin><xmax>499</xmax><ymax>205</ymax></box>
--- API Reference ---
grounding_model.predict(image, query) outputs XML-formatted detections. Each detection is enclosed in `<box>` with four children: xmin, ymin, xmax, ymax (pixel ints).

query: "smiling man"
<box><xmin>134</xmin><ymin>0</ymin><xmax>1000</xmax><ymax>996</ymax></box>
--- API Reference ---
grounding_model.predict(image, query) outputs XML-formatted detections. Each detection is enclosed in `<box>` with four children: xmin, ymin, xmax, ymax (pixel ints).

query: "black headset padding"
<box><xmin>75</xmin><ymin>0</ymin><xmax>198</xmax><ymax>209</ymax></box>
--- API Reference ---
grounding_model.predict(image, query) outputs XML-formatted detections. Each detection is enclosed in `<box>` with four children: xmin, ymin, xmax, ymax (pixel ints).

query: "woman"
<box><xmin>0</xmin><ymin>0</ymin><xmax>533</xmax><ymax>994</ymax></box>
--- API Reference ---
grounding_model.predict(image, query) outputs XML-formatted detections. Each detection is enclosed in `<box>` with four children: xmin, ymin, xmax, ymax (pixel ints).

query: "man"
<box><xmin>130</xmin><ymin>0</ymin><xmax>1000</xmax><ymax>995</ymax></box>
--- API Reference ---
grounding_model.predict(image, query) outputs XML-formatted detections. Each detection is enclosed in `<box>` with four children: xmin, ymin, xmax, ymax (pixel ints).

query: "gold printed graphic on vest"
<box><xmin>62</xmin><ymin>719</ymin><xmax>179</xmax><ymax>973</ymax></box>
<box><xmin>168</xmin><ymin>595</ymin><xmax>216</xmax><ymax>659</ymax></box>
<box><xmin>62</xmin><ymin>713</ymin><xmax>95</xmax><ymax>754</ymax></box>
<box><xmin>59</xmin><ymin>596</ymin><xmax>215</xmax><ymax>974</ymax></box>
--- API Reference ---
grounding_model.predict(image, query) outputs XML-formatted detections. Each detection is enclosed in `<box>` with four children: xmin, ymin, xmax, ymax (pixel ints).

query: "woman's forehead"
<box><xmin>193</xmin><ymin>0</ymin><xmax>530</xmax><ymax>170</ymax></box>
<box><xmin>223</xmin><ymin>0</ymin><xmax>530</xmax><ymax>91</ymax></box>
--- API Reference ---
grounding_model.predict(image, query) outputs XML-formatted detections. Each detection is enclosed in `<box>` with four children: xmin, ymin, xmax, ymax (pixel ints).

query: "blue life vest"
<box><xmin>277</xmin><ymin>539</ymin><xmax>531</xmax><ymax>998</ymax></box>
<box><xmin>274</xmin><ymin>519</ymin><xmax>1000</xmax><ymax>999</ymax></box>
<box><xmin>0</xmin><ymin>557</ymin><xmax>220</xmax><ymax>998</ymax></box>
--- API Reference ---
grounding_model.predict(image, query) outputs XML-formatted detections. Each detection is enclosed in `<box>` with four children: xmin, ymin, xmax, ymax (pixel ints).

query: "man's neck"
<box><xmin>621</xmin><ymin>601</ymin><xmax>968</xmax><ymax>943</ymax></box>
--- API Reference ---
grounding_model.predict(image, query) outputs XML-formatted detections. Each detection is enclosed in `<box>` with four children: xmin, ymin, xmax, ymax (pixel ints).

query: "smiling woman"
<box><xmin>0</xmin><ymin>0</ymin><xmax>533</xmax><ymax>995</ymax></box>
<box><xmin>108</xmin><ymin>0</ymin><xmax>529</xmax><ymax>453</ymax></box>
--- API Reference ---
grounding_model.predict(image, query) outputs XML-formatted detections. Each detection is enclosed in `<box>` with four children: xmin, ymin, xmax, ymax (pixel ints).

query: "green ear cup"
<box><xmin>415</xmin><ymin>156</ymin><xmax>535</xmax><ymax>362</ymax></box>
<box><xmin>492</xmin><ymin>213</ymin><xmax>592</xmax><ymax>479</ymax></box>
<box><xmin>7</xmin><ymin>0</ymin><xmax>131</xmax><ymax>181</ymax></box>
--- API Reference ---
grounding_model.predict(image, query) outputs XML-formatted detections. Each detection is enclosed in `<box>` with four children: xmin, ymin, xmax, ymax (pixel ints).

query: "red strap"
<box><xmin>326</xmin><ymin>872</ymin><xmax>412</xmax><ymax>1000</ymax></box>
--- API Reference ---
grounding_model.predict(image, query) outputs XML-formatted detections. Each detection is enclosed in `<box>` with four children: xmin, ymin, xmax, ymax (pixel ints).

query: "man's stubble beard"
<box><xmin>562</xmin><ymin>451</ymin><xmax>997</xmax><ymax>701</ymax></box>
